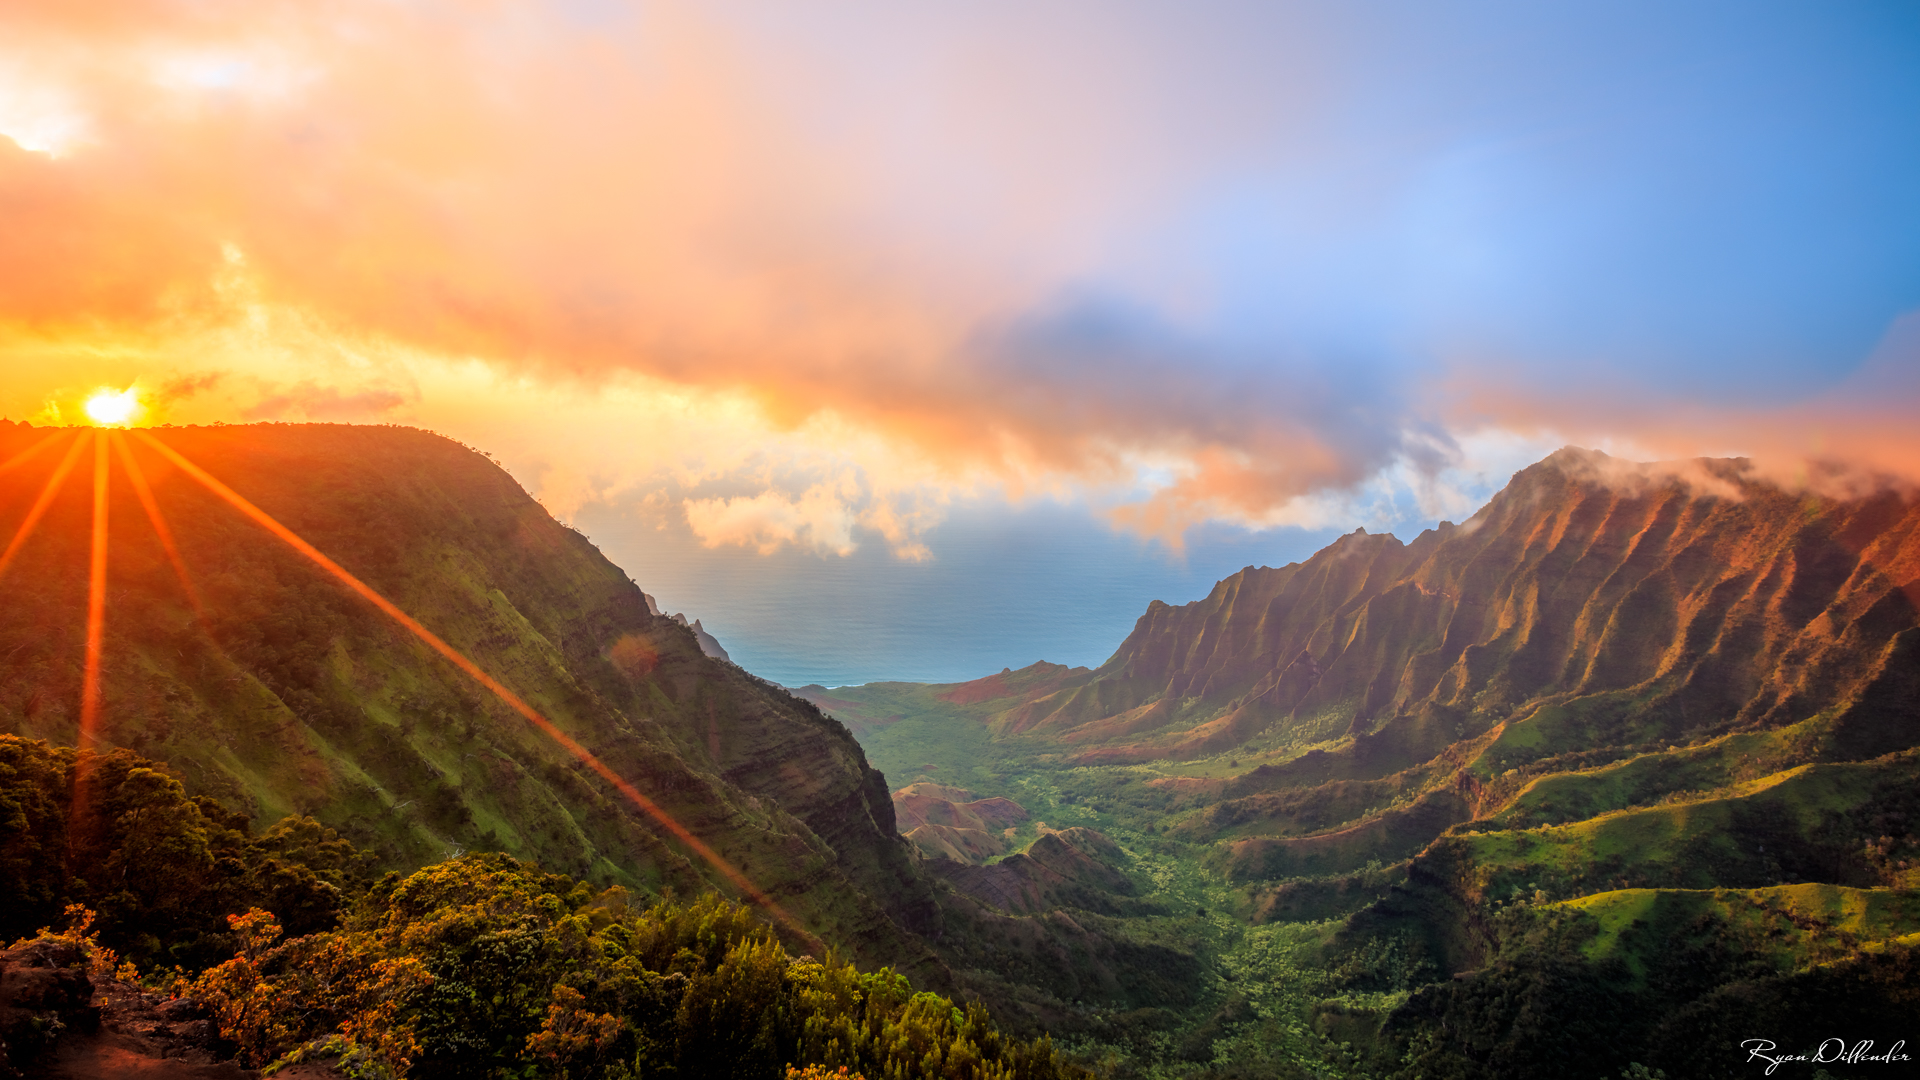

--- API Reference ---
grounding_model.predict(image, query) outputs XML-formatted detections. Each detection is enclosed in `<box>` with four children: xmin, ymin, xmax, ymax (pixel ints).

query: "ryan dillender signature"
<box><xmin>1743</xmin><ymin>1039</ymin><xmax>1910</xmax><ymax>1075</ymax></box>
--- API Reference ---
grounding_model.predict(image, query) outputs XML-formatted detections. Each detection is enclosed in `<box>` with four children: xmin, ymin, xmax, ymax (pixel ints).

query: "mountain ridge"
<box><xmin>0</xmin><ymin>421</ymin><xmax>945</xmax><ymax>983</ymax></box>
<box><xmin>831</xmin><ymin>447</ymin><xmax>1918</xmax><ymax>773</ymax></box>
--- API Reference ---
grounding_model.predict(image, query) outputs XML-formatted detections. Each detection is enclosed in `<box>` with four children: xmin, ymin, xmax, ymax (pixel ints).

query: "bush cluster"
<box><xmin>182</xmin><ymin>853</ymin><xmax>1088</xmax><ymax>1080</ymax></box>
<box><xmin>0</xmin><ymin>735</ymin><xmax>365</xmax><ymax>968</ymax></box>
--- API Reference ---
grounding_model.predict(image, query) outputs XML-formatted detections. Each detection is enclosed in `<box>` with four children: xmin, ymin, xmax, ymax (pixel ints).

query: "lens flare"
<box><xmin>0</xmin><ymin>432</ymin><xmax>88</xmax><ymax>582</ymax></box>
<box><xmin>111</xmin><ymin>432</ymin><xmax>212</xmax><ymax>629</ymax></box>
<box><xmin>83</xmin><ymin>387</ymin><xmax>142</xmax><ymax>427</ymax></box>
<box><xmin>79</xmin><ymin>432</ymin><xmax>110</xmax><ymax>745</ymax></box>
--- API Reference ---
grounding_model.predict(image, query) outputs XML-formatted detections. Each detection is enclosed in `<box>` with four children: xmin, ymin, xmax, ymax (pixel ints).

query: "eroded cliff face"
<box><xmin>941</xmin><ymin>448</ymin><xmax>1920</xmax><ymax>772</ymax></box>
<box><xmin>818</xmin><ymin>448</ymin><xmax>1920</xmax><ymax>904</ymax></box>
<box><xmin>0</xmin><ymin>422</ymin><xmax>944</xmax><ymax>981</ymax></box>
<box><xmin>892</xmin><ymin>783</ymin><xmax>1029</xmax><ymax>862</ymax></box>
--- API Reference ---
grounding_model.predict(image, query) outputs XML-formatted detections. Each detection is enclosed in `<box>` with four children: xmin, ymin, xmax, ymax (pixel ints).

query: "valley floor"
<box><xmin>811</xmin><ymin>670</ymin><xmax>1920</xmax><ymax>1080</ymax></box>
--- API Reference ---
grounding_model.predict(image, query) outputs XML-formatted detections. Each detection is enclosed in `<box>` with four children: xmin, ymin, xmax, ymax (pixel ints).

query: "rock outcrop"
<box><xmin>0</xmin><ymin>940</ymin><xmax>95</xmax><ymax>1078</ymax></box>
<box><xmin>669</xmin><ymin>613</ymin><xmax>731</xmax><ymax>663</ymax></box>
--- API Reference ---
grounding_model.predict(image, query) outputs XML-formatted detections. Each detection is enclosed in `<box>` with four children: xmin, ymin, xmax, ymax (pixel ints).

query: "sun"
<box><xmin>83</xmin><ymin>387</ymin><xmax>144</xmax><ymax>427</ymax></box>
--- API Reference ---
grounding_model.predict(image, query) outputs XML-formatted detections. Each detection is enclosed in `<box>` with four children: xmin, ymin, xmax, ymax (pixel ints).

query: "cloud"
<box><xmin>685</xmin><ymin>486</ymin><xmax>858</xmax><ymax>557</ymax></box>
<box><xmin>241</xmin><ymin>380</ymin><xmax>412</xmax><ymax>422</ymax></box>
<box><xmin>1445</xmin><ymin>308</ymin><xmax>1920</xmax><ymax>501</ymax></box>
<box><xmin>152</xmin><ymin>370</ymin><xmax>224</xmax><ymax>404</ymax></box>
<box><xmin>1</xmin><ymin>1</ymin><xmax>1916</xmax><ymax>549</ymax></box>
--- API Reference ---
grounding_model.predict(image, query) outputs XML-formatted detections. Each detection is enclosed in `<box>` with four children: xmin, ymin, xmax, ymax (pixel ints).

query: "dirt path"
<box><xmin>31</xmin><ymin>1029</ymin><xmax>253</xmax><ymax>1080</ymax></box>
<box><xmin>24</xmin><ymin>980</ymin><xmax>339</xmax><ymax>1080</ymax></box>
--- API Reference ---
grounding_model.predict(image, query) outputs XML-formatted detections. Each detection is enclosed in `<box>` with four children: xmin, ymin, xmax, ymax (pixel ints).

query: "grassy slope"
<box><xmin>1565</xmin><ymin>884</ymin><xmax>1920</xmax><ymax>981</ymax></box>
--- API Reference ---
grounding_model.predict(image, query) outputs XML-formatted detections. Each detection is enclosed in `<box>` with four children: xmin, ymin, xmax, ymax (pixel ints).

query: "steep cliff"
<box><xmin>0</xmin><ymin>422</ymin><xmax>943</xmax><ymax>981</ymax></box>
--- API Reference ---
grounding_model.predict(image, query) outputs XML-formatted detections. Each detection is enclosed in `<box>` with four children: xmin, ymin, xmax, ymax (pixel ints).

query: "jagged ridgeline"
<box><xmin>810</xmin><ymin>448</ymin><xmax>1920</xmax><ymax>1077</ymax></box>
<box><xmin>0</xmin><ymin>421</ymin><xmax>942</xmax><ymax>982</ymax></box>
<box><xmin>901</xmin><ymin>449</ymin><xmax>1918</xmax><ymax>767</ymax></box>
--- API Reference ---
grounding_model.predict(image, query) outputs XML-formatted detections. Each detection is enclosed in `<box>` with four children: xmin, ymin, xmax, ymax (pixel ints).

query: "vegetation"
<box><xmin>805</xmin><ymin>699</ymin><xmax>1920</xmax><ymax>1078</ymax></box>
<box><xmin>1383</xmin><ymin>893</ymin><xmax>1919</xmax><ymax>1080</ymax></box>
<box><xmin>1</xmin><ymin>733</ymin><xmax>1083</xmax><ymax>1079</ymax></box>
<box><xmin>179</xmin><ymin>855</ymin><xmax>1085</xmax><ymax>1080</ymax></box>
<box><xmin>0</xmin><ymin>734</ymin><xmax>366</xmax><ymax>969</ymax></box>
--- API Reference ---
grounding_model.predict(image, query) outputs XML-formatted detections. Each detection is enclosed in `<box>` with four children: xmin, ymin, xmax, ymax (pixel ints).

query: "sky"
<box><xmin>2</xmin><ymin>1</ymin><xmax>1917</xmax><ymax>685</ymax></box>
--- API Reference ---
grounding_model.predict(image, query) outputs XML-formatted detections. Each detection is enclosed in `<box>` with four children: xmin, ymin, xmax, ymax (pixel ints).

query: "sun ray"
<box><xmin>0</xmin><ymin>432</ymin><xmax>89</xmax><ymax>583</ymax></box>
<box><xmin>110</xmin><ymin>432</ymin><xmax>212</xmax><ymax>629</ymax></box>
<box><xmin>79</xmin><ymin>431</ymin><xmax>109</xmax><ymax>745</ymax></box>
<box><xmin>129</xmin><ymin>431</ymin><xmax>808</xmax><ymax>940</ymax></box>
<box><xmin>0</xmin><ymin>429</ymin><xmax>69</xmax><ymax>479</ymax></box>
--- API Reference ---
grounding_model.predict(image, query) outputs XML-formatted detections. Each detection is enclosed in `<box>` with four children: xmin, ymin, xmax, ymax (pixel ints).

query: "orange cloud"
<box><xmin>1448</xmin><ymin>313</ymin><xmax>1920</xmax><ymax>501</ymax></box>
<box><xmin>242</xmin><ymin>381</ymin><xmax>412</xmax><ymax>422</ymax></box>
<box><xmin>685</xmin><ymin>487</ymin><xmax>859</xmax><ymax>558</ymax></box>
<box><xmin>1</xmin><ymin>0</ymin><xmax>1915</xmax><ymax>552</ymax></box>
<box><xmin>151</xmin><ymin>370</ymin><xmax>224</xmax><ymax>405</ymax></box>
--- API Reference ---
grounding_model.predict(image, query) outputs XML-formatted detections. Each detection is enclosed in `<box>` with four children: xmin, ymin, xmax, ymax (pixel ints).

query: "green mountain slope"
<box><xmin>0</xmin><ymin>421</ymin><xmax>942</xmax><ymax>982</ymax></box>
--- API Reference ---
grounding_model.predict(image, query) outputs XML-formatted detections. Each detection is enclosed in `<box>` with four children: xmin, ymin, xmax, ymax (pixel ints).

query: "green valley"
<box><xmin>801</xmin><ymin>448</ymin><xmax>1920</xmax><ymax>1078</ymax></box>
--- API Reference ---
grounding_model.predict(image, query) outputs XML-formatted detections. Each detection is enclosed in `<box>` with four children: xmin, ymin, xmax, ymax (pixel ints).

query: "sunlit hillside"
<box><xmin>0</xmin><ymin>421</ymin><xmax>943</xmax><ymax>984</ymax></box>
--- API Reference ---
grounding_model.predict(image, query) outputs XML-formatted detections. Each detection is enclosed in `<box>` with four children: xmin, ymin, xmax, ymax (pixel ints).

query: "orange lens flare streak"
<box><xmin>0</xmin><ymin>430</ymin><xmax>68</xmax><ymax>479</ymax></box>
<box><xmin>79</xmin><ymin>432</ymin><xmax>110</xmax><ymax>744</ymax></box>
<box><xmin>130</xmin><ymin>432</ymin><xmax>803</xmax><ymax>936</ymax></box>
<box><xmin>110</xmin><ymin>433</ymin><xmax>211</xmax><ymax>629</ymax></box>
<box><xmin>0</xmin><ymin>432</ymin><xmax>88</xmax><ymax>582</ymax></box>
